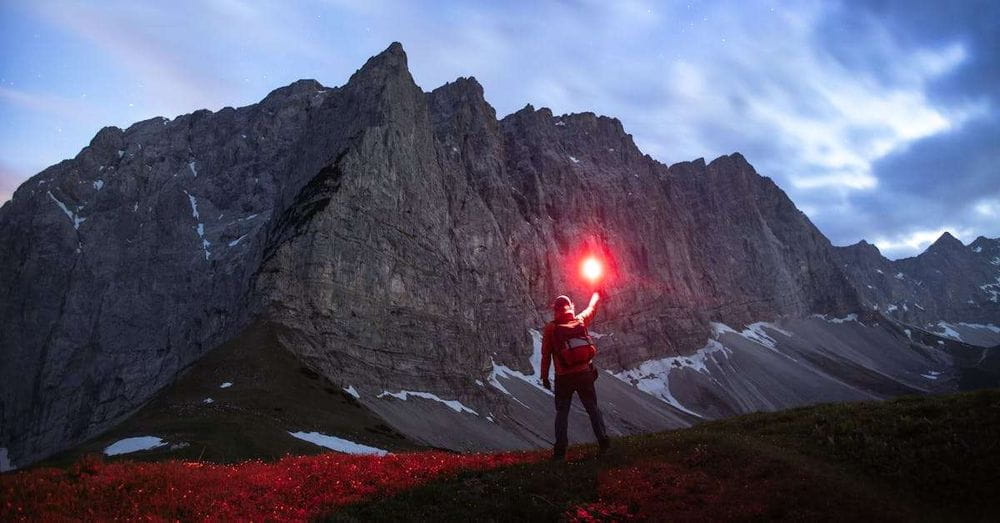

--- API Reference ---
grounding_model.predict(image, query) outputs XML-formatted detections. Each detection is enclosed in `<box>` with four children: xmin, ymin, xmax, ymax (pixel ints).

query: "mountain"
<box><xmin>834</xmin><ymin>233</ymin><xmax>1000</xmax><ymax>343</ymax></box>
<box><xmin>1</xmin><ymin>43</ymin><xmax>997</xmax><ymax>471</ymax></box>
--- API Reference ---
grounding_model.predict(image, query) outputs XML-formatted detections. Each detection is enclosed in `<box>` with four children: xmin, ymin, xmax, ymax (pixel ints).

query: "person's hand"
<box><xmin>542</xmin><ymin>378</ymin><xmax>551</xmax><ymax>391</ymax></box>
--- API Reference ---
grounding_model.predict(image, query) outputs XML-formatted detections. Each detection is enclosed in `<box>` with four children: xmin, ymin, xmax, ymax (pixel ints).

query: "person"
<box><xmin>541</xmin><ymin>291</ymin><xmax>610</xmax><ymax>460</ymax></box>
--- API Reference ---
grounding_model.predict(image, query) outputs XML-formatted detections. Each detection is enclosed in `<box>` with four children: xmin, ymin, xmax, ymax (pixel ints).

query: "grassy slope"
<box><xmin>32</xmin><ymin>320</ymin><xmax>424</xmax><ymax>469</ymax></box>
<box><xmin>329</xmin><ymin>389</ymin><xmax>1000</xmax><ymax>521</ymax></box>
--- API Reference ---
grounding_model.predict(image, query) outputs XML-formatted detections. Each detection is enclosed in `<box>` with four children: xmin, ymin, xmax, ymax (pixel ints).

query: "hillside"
<box><xmin>3</xmin><ymin>389</ymin><xmax>998</xmax><ymax>521</ymax></box>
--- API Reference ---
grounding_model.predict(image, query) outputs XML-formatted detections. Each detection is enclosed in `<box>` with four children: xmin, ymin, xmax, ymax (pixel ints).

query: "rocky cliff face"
<box><xmin>1</xmin><ymin>43</ymin><xmax>995</xmax><ymax>469</ymax></box>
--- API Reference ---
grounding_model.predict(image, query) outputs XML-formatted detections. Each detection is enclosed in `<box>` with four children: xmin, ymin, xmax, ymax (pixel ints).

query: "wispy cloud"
<box><xmin>873</xmin><ymin>226</ymin><xmax>973</xmax><ymax>259</ymax></box>
<box><xmin>31</xmin><ymin>1</ymin><xmax>236</xmax><ymax>115</ymax></box>
<box><xmin>1</xmin><ymin>0</ymin><xmax>996</xmax><ymax>257</ymax></box>
<box><xmin>0</xmin><ymin>87</ymin><xmax>99</xmax><ymax>122</ymax></box>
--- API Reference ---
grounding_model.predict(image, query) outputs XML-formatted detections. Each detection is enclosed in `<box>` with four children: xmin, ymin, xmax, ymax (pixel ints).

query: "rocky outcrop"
<box><xmin>1</xmin><ymin>43</ymin><xmax>995</xmax><ymax>469</ymax></box>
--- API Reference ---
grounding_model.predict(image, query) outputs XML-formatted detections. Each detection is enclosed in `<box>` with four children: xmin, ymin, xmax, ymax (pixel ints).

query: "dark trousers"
<box><xmin>553</xmin><ymin>368</ymin><xmax>608</xmax><ymax>456</ymax></box>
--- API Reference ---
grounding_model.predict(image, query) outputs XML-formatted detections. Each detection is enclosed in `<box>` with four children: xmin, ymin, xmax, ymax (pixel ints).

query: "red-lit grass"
<box><xmin>1</xmin><ymin>450</ymin><xmax>543</xmax><ymax>521</ymax></box>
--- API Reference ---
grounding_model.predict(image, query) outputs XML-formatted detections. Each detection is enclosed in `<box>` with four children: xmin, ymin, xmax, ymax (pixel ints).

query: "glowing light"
<box><xmin>582</xmin><ymin>257</ymin><xmax>603</xmax><ymax>283</ymax></box>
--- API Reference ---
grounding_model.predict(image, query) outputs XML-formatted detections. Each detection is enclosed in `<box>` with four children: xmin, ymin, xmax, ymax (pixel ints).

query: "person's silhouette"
<box><xmin>541</xmin><ymin>292</ymin><xmax>610</xmax><ymax>460</ymax></box>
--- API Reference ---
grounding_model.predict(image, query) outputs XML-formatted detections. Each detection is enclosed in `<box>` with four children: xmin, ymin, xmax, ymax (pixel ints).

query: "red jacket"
<box><xmin>541</xmin><ymin>302</ymin><xmax>597</xmax><ymax>379</ymax></box>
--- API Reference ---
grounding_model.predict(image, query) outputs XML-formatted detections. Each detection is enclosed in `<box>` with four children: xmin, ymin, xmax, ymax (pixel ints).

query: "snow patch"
<box><xmin>47</xmin><ymin>191</ymin><xmax>86</xmax><ymax>229</ymax></box>
<box><xmin>981</xmin><ymin>277</ymin><xmax>1000</xmax><ymax>302</ymax></box>
<box><xmin>875</xmin><ymin>269</ymin><xmax>884</xmax><ymax>274</ymax></box>
<box><xmin>568</xmin><ymin>155</ymin><xmax>580</xmax><ymax>164</ymax></box>
<box><xmin>903</xmin><ymin>328</ymin><xmax>912</xmax><ymax>340</ymax></box>
<box><xmin>117</xmin><ymin>149</ymin><xmax>124</xmax><ymax>158</ymax></box>
<box><xmin>184</xmin><ymin>190</ymin><xmax>200</xmax><ymax>219</ymax></box>
<box><xmin>184</xmin><ymin>190</ymin><xmax>211</xmax><ymax>260</ymax></box>
<box><xmin>377</xmin><ymin>390</ymin><xmax>479</xmax><ymax>415</ymax></box>
<box><xmin>934</xmin><ymin>321</ymin><xmax>963</xmax><ymax>341</ymax></box>
<box><xmin>957</xmin><ymin>322</ymin><xmax>1000</xmax><ymax>334</ymax></box>
<box><xmin>615</xmin><ymin>337</ymin><xmax>732</xmax><ymax>418</ymax></box>
<box><xmin>103</xmin><ymin>436</ymin><xmax>167</xmax><ymax>456</ymax></box>
<box><xmin>219</xmin><ymin>382</ymin><xmax>232</xmax><ymax>388</ymax></box>
<box><xmin>739</xmin><ymin>322</ymin><xmax>793</xmax><ymax>352</ymax></box>
<box><xmin>555</xmin><ymin>120</ymin><xmax>566</xmax><ymax>127</ymax></box>
<box><xmin>811</xmin><ymin>313</ymin><xmax>858</xmax><ymax>324</ymax></box>
<box><xmin>921</xmin><ymin>371</ymin><xmax>941</xmax><ymax>380</ymax></box>
<box><xmin>93</xmin><ymin>180</ymin><xmax>104</xmax><ymax>190</ymax></box>
<box><xmin>895</xmin><ymin>272</ymin><xmax>905</xmax><ymax>280</ymax></box>
<box><xmin>228</xmin><ymin>234</ymin><xmax>248</xmax><ymax>247</ymax></box>
<box><xmin>886</xmin><ymin>304</ymin><xmax>898</xmax><ymax>312</ymax></box>
<box><xmin>188</xmin><ymin>161</ymin><xmax>198</xmax><ymax>177</ymax></box>
<box><xmin>710</xmin><ymin>322</ymin><xmax>737</xmax><ymax>337</ymax></box>
<box><xmin>973</xmin><ymin>246</ymin><xmax>982</xmax><ymax>253</ymax></box>
<box><xmin>288</xmin><ymin>431</ymin><xmax>387</xmax><ymax>456</ymax></box>
<box><xmin>488</xmin><ymin>358</ymin><xmax>533</xmax><ymax>407</ymax></box>
<box><xmin>343</xmin><ymin>385</ymin><xmax>360</xmax><ymax>399</ymax></box>
<box><xmin>202</xmin><ymin>398</ymin><xmax>214</xmax><ymax>404</ymax></box>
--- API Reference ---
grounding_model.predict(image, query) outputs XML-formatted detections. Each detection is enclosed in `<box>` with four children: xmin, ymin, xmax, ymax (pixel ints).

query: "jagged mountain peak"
<box><xmin>428</xmin><ymin>76</ymin><xmax>491</xmax><ymax>113</ymax></box>
<box><xmin>260</xmin><ymin>79</ymin><xmax>327</xmax><ymax>105</ymax></box>
<box><xmin>347</xmin><ymin>41</ymin><xmax>411</xmax><ymax>87</ymax></box>
<box><xmin>970</xmin><ymin>235</ymin><xmax>999</xmax><ymax>251</ymax></box>
<box><xmin>433</xmin><ymin>76</ymin><xmax>484</xmax><ymax>95</ymax></box>
<box><xmin>706</xmin><ymin>152</ymin><xmax>754</xmax><ymax>172</ymax></box>
<box><xmin>926</xmin><ymin>231</ymin><xmax>966</xmax><ymax>253</ymax></box>
<box><xmin>844</xmin><ymin>239</ymin><xmax>884</xmax><ymax>258</ymax></box>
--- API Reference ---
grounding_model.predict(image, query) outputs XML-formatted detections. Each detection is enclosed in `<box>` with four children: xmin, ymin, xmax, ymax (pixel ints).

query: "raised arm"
<box><xmin>575</xmin><ymin>292</ymin><xmax>600</xmax><ymax>326</ymax></box>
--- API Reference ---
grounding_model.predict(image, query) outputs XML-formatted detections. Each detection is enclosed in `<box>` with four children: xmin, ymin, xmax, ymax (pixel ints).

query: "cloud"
<box><xmin>2</xmin><ymin>0</ymin><xmax>995</xmax><ymax>259</ymax></box>
<box><xmin>872</xmin><ymin>226</ymin><xmax>974</xmax><ymax>259</ymax></box>
<box><xmin>31</xmin><ymin>1</ymin><xmax>236</xmax><ymax>115</ymax></box>
<box><xmin>0</xmin><ymin>87</ymin><xmax>99</xmax><ymax>122</ymax></box>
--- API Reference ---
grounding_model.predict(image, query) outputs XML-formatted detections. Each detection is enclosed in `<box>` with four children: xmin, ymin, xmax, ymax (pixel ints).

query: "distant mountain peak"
<box><xmin>851</xmin><ymin>239</ymin><xmax>883</xmax><ymax>256</ymax></box>
<box><xmin>927</xmin><ymin>231</ymin><xmax>965</xmax><ymax>253</ymax></box>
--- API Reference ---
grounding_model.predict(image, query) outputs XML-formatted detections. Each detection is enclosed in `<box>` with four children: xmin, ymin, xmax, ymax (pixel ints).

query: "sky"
<box><xmin>0</xmin><ymin>0</ymin><xmax>996</xmax><ymax>259</ymax></box>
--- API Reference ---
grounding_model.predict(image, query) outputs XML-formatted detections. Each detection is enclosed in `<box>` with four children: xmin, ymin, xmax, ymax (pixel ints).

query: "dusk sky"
<box><xmin>0</xmin><ymin>0</ymin><xmax>996</xmax><ymax>258</ymax></box>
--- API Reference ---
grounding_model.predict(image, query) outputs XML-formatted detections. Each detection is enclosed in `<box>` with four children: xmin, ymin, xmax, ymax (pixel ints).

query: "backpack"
<box><xmin>553</xmin><ymin>319</ymin><xmax>597</xmax><ymax>368</ymax></box>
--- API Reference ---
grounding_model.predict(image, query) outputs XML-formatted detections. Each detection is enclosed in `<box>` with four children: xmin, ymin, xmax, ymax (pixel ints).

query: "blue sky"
<box><xmin>1</xmin><ymin>0</ymin><xmax>996</xmax><ymax>258</ymax></box>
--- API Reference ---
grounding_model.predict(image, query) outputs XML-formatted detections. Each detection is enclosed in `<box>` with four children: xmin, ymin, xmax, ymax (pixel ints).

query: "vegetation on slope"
<box><xmin>3</xmin><ymin>390</ymin><xmax>997</xmax><ymax>521</ymax></box>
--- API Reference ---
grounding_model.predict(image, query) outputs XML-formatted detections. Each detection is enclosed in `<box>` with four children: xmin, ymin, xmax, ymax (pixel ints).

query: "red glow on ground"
<box><xmin>0</xmin><ymin>450</ymin><xmax>543</xmax><ymax>521</ymax></box>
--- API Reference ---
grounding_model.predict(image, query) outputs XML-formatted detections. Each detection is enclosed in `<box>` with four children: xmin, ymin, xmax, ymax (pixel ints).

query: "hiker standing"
<box><xmin>541</xmin><ymin>292</ymin><xmax>610</xmax><ymax>460</ymax></box>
